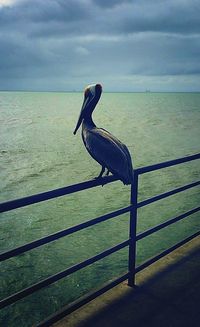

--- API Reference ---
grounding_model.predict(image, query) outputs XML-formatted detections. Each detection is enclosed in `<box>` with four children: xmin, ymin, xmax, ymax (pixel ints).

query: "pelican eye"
<box><xmin>84</xmin><ymin>88</ymin><xmax>90</xmax><ymax>97</ymax></box>
<box><xmin>96</xmin><ymin>84</ymin><xmax>102</xmax><ymax>90</ymax></box>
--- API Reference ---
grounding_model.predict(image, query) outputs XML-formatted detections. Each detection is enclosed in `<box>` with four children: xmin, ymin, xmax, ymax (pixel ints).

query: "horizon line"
<box><xmin>0</xmin><ymin>89</ymin><xmax>200</xmax><ymax>94</ymax></box>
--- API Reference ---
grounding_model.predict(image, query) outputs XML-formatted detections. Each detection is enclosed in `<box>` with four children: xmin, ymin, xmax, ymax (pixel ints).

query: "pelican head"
<box><xmin>73</xmin><ymin>83</ymin><xmax>102</xmax><ymax>135</ymax></box>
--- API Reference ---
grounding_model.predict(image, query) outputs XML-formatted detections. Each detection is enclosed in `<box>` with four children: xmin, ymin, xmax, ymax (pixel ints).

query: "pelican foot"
<box><xmin>94</xmin><ymin>175</ymin><xmax>105</xmax><ymax>187</ymax></box>
<box><xmin>94</xmin><ymin>176</ymin><xmax>102</xmax><ymax>180</ymax></box>
<box><xmin>106</xmin><ymin>169</ymin><xmax>110</xmax><ymax>176</ymax></box>
<box><xmin>95</xmin><ymin>166</ymin><xmax>106</xmax><ymax>179</ymax></box>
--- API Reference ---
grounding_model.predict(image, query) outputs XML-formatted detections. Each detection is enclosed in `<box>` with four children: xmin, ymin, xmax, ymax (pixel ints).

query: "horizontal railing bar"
<box><xmin>37</xmin><ymin>272</ymin><xmax>129</xmax><ymax>327</ymax></box>
<box><xmin>135</xmin><ymin>153</ymin><xmax>200</xmax><ymax>175</ymax></box>
<box><xmin>0</xmin><ymin>240</ymin><xmax>129</xmax><ymax>309</ymax></box>
<box><xmin>135</xmin><ymin>231</ymin><xmax>200</xmax><ymax>274</ymax></box>
<box><xmin>1</xmin><ymin>154</ymin><xmax>199</xmax><ymax>214</ymax></box>
<box><xmin>0</xmin><ymin>175</ymin><xmax>118</xmax><ymax>213</ymax></box>
<box><xmin>0</xmin><ymin>205</ymin><xmax>131</xmax><ymax>262</ymax></box>
<box><xmin>136</xmin><ymin>207</ymin><xmax>200</xmax><ymax>241</ymax></box>
<box><xmin>138</xmin><ymin>180</ymin><xmax>200</xmax><ymax>208</ymax></box>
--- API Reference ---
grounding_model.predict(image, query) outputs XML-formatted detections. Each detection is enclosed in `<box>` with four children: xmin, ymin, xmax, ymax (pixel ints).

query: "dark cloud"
<box><xmin>26</xmin><ymin>0</ymin><xmax>89</xmax><ymax>23</ymax></box>
<box><xmin>0</xmin><ymin>0</ymin><xmax>199</xmax><ymax>91</ymax></box>
<box><xmin>119</xmin><ymin>1</ymin><xmax>200</xmax><ymax>35</ymax></box>
<box><xmin>92</xmin><ymin>0</ymin><xmax>132</xmax><ymax>9</ymax></box>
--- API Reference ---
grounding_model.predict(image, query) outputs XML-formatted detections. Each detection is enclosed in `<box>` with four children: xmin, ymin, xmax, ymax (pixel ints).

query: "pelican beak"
<box><xmin>73</xmin><ymin>96</ymin><xmax>89</xmax><ymax>135</ymax></box>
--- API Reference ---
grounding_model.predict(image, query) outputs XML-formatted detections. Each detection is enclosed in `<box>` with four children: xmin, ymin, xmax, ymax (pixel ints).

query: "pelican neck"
<box><xmin>82</xmin><ymin>117</ymin><xmax>96</xmax><ymax>129</ymax></box>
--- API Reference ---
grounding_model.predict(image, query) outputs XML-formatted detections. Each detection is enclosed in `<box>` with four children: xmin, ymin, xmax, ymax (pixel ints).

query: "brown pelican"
<box><xmin>73</xmin><ymin>84</ymin><xmax>134</xmax><ymax>185</ymax></box>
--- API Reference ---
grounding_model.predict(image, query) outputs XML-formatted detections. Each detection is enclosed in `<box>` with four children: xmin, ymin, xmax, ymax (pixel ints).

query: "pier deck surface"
<box><xmin>54</xmin><ymin>236</ymin><xmax>200</xmax><ymax>327</ymax></box>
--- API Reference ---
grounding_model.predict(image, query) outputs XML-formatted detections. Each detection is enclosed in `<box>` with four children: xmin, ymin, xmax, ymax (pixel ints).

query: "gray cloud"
<box><xmin>119</xmin><ymin>2</ymin><xmax>200</xmax><ymax>35</ymax></box>
<box><xmin>0</xmin><ymin>0</ymin><xmax>200</xmax><ymax>91</ymax></box>
<box><xmin>92</xmin><ymin>0</ymin><xmax>133</xmax><ymax>9</ymax></box>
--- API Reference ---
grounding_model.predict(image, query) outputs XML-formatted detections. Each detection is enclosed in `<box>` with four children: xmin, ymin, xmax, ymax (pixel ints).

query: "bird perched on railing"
<box><xmin>73</xmin><ymin>84</ymin><xmax>134</xmax><ymax>185</ymax></box>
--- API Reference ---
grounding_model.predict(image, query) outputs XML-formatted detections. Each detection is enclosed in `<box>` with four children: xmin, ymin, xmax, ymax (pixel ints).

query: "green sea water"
<box><xmin>0</xmin><ymin>91</ymin><xmax>200</xmax><ymax>326</ymax></box>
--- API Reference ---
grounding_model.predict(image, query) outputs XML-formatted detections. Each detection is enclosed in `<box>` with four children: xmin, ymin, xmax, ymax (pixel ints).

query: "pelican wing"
<box><xmin>100</xmin><ymin>127</ymin><xmax>134</xmax><ymax>173</ymax></box>
<box><xmin>83</xmin><ymin>127</ymin><xmax>133</xmax><ymax>184</ymax></box>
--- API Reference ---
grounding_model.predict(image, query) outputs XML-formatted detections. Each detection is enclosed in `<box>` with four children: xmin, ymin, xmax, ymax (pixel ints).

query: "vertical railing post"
<box><xmin>128</xmin><ymin>171</ymin><xmax>138</xmax><ymax>287</ymax></box>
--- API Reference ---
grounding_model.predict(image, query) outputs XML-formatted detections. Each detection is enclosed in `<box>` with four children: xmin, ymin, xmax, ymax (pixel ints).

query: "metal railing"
<box><xmin>0</xmin><ymin>153</ymin><xmax>200</xmax><ymax>326</ymax></box>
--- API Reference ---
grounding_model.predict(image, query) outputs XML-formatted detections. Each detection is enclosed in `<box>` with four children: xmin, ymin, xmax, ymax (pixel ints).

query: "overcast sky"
<box><xmin>0</xmin><ymin>0</ymin><xmax>200</xmax><ymax>92</ymax></box>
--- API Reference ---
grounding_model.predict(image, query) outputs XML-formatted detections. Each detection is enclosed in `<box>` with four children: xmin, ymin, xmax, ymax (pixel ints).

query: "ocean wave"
<box><xmin>1</xmin><ymin>162</ymin><xmax>61</xmax><ymax>192</ymax></box>
<box><xmin>0</xmin><ymin>148</ymin><xmax>27</xmax><ymax>155</ymax></box>
<box><xmin>5</xmin><ymin>117</ymin><xmax>34</xmax><ymax>125</ymax></box>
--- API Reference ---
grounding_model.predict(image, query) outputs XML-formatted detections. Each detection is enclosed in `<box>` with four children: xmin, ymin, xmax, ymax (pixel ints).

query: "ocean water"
<box><xmin>0</xmin><ymin>91</ymin><xmax>200</xmax><ymax>326</ymax></box>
